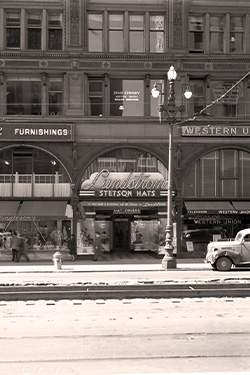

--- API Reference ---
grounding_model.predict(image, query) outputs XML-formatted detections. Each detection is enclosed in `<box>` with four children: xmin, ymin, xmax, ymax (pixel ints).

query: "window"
<box><xmin>27</xmin><ymin>12</ymin><xmax>42</xmax><ymax>50</ymax></box>
<box><xmin>88</xmin><ymin>80</ymin><xmax>104</xmax><ymax>116</ymax></box>
<box><xmin>48</xmin><ymin>12</ymin><xmax>63</xmax><ymax>50</ymax></box>
<box><xmin>110</xmin><ymin>79</ymin><xmax>144</xmax><ymax>116</ymax></box>
<box><xmin>88</xmin><ymin>14</ymin><xmax>103</xmax><ymax>52</ymax></box>
<box><xmin>210</xmin><ymin>16</ymin><xmax>224</xmax><ymax>52</ymax></box>
<box><xmin>210</xmin><ymin>81</ymin><xmax>244</xmax><ymax>118</ymax></box>
<box><xmin>109</xmin><ymin>14</ymin><xmax>124</xmax><ymax>52</ymax></box>
<box><xmin>7</xmin><ymin>78</ymin><xmax>41</xmax><ymax>115</ymax></box>
<box><xmin>183</xmin><ymin>149</ymin><xmax>250</xmax><ymax>198</ymax></box>
<box><xmin>189</xmin><ymin>16</ymin><xmax>204</xmax><ymax>52</ymax></box>
<box><xmin>48</xmin><ymin>78</ymin><xmax>63</xmax><ymax>115</ymax></box>
<box><xmin>189</xmin><ymin>79</ymin><xmax>205</xmax><ymax>114</ymax></box>
<box><xmin>230</xmin><ymin>17</ymin><xmax>243</xmax><ymax>53</ymax></box>
<box><xmin>150</xmin><ymin>15</ymin><xmax>164</xmax><ymax>53</ymax></box>
<box><xmin>150</xmin><ymin>79</ymin><xmax>165</xmax><ymax>116</ymax></box>
<box><xmin>6</xmin><ymin>11</ymin><xmax>21</xmax><ymax>48</ymax></box>
<box><xmin>129</xmin><ymin>15</ymin><xmax>144</xmax><ymax>52</ymax></box>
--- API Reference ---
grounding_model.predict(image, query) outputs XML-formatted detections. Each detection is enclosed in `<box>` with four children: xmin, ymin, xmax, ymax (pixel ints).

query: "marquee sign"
<box><xmin>0</xmin><ymin>123</ymin><xmax>73</xmax><ymax>141</ymax></box>
<box><xmin>80</xmin><ymin>169</ymin><xmax>168</xmax><ymax>198</ymax></box>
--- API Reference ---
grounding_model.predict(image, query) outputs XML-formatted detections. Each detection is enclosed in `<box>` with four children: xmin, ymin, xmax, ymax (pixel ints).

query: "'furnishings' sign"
<box><xmin>0</xmin><ymin>124</ymin><xmax>73</xmax><ymax>141</ymax></box>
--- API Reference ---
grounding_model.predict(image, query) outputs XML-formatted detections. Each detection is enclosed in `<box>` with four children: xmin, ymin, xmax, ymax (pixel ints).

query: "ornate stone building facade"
<box><xmin>1</xmin><ymin>0</ymin><xmax>250</xmax><ymax>259</ymax></box>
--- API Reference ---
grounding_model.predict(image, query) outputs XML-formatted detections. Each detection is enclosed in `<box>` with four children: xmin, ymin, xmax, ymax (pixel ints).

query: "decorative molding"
<box><xmin>173</xmin><ymin>0</ymin><xmax>183</xmax><ymax>48</ymax></box>
<box><xmin>70</xmin><ymin>0</ymin><xmax>80</xmax><ymax>46</ymax></box>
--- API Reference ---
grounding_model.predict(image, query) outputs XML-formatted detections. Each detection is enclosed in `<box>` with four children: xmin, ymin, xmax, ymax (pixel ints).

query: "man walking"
<box><xmin>11</xmin><ymin>231</ymin><xmax>18</xmax><ymax>262</ymax></box>
<box><xmin>16</xmin><ymin>233</ymin><xmax>30</xmax><ymax>263</ymax></box>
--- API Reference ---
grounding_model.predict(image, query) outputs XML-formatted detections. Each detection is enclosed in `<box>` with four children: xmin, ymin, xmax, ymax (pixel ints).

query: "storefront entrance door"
<box><xmin>113</xmin><ymin>217</ymin><xmax>130</xmax><ymax>252</ymax></box>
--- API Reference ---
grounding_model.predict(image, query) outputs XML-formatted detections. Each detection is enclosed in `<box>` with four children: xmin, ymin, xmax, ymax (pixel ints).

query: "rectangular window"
<box><xmin>6</xmin><ymin>11</ymin><xmax>21</xmax><ymax>48</ymax></box>
<box><xmin>230</xmin><ymin>16</ymin><xmax>243</xmax><ymax>53</ymax></box>
<box><xmin>88</xmin><ymin>14</ymin><xmax>103</xmax><ymax>52</ymax></box>
<box><xmin>110</xmin><ymin>79</ymin><xmax>144</xmax><ymax>116</ymax></box>
<box><xmin>210</xmin><ymin>16</ymin><xmax>224</xmax><ymax>52</ymax></box>
<box><xmin>150</xmin><ymin>15</ymin><xmax>164</xmax><ymax>53</ymax></box>
<box><xmin>240</xmin><ymin>151</ymin><xmax>250</xmax><ymax>197</ymax></box>
<box><xmin>109</xmin><ymin>14</ymin><xmax>124</xmax><ymax>52</ymax></box>
<box><xmin>48</xmin><ymin>12</ymin><xmax>63</xmax><ymax>50</ymax></box>
<box><xmin>189</xmin><ymin>79</ymin><xmax>205</xmax><ymax>114</ymax></box>
<box><xmin>210</xmin><ymin>81</ymin><xmax>244</xmax><ymax>118</ymax></box>
<box><xmin>189</xmin><ymin>16</ymin><xmax>204</xmax><ymax>52</ymax></box>
<box><xmin>7</xmin><ymin>78</ymin><xmax>41</xmax><ymax>115</ymax></box>
<box><xmin>48</xmin><ymin>78</ymin><xmax>63</xmax><ymax>115</ymax></box>
<box><xmin>27</xmin><ymin>12</ymin><xmax>42</xmax><ymax>50</ymax></box>
<box><xmin>129</xmin><ymin>15</ymin><xmax>144</xmax><ymax>52</ymax></box>
<box><xmin>89</xmin><ymin>80</ymin><xmax>104</xmax><ymax>116</ymax></box>
<box><xmin>201</xmin><ymin>152</ymin><xmax>219</xmax><ymax>197</ymax></box>
<box><xmin>150</xmin><ymin>80</ymin><xmax>165</xmax><ymax>116</ymax></box>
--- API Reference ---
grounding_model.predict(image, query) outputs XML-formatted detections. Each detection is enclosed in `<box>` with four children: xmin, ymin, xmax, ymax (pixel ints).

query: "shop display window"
<box><xmin>77</xmin><ymin>218</ymin><xmax>95</xmax><ymax>254</ymax></box>
<box><xmin>131</xmin><ymin>219</ymin><xmax>166</xmax><ymax>252</ymax></box>
<box><xmin>95</xmin><ymin>220</ymin><xmax>111</xmax><ymax>252</ymax></box>
<box><xmin>2</xmin><ymin>219</ymin><xmax>71</xmax><ymax>251</ymax></box>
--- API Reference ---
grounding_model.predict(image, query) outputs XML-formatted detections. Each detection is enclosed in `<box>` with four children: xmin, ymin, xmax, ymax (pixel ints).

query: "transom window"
<box><xmin>183</xmin><ymin>149</ymin><xmax>250</xmax><ymax>198</ymax></box>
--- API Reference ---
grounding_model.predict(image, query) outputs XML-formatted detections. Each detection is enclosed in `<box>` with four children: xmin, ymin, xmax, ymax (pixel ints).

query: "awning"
<box><xmin>17</xmin><ymin>201</ymin><xmax>68</xmax><ymax>220</ymax></box>
<box><xmin>232</xmin><ymin>201</ymin><xmax>250</xmax><ymax>214</ymax></box>
<box><xmin>185</xmin><ymin>201</ymin><xmax>237</xmax><ymax>215</ymax></box>
<box><xmin>0</xmin><ymin>201</ymin><xmax>20</xmax><ymax>218</ymax></box>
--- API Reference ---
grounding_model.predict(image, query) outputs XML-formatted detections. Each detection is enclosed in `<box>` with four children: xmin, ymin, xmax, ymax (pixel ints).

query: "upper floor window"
<box><xmin>88</xmin><ymin>14</ymin><xmax>103</xmax><ymax>52</ymax></box>
<box><xmin>110</xmin><ymin>79</ymin><xmax>144</xmax><ymax>116</ymax></box>
<box><xmin>230</xmin><ymin>16</ymin><xmax>243</xmax><ymax>53</ymax></box>
<box><xmin>189</xmin><ymin>79</ymin><xmax>205</xmax><ymax>115</ymax></box>
<box><xmin>129</xmin><ymin>15</ymin><xmax>144</xmax><ymax>52</ymax></box>
<box><xmin>109</xmin><ymin>14</ymin><xmax>124</xmax><ymax>52</ymax></box>
<box><xmin>4</xmin><ymin>9</ymin><xmax>63</xmax><ymax>51</ymax></box>
<box><xmin>27</xmin><ymin>12</ymin><xmax>42</xmax><ymax>50</ymax></box>
<box><xmin>48</xmin><ymin>12</ymin><xmax>63</xmax><ymax>50</ymax></box>
<box><xmin>7</xmin><ymin>78</ymin><xmax>42</xmax><ymax>115</ymax></box>
<box><xmin>88</xmin><ymin>80</ymin><xmax>104</xmax><ymax>116</ymax></box>
<box><xmin>210</xmin><ymin>16</ymin><xmax>224</xmax><ymax>52</ymax></box>
<box><xmin>48</xmin><ymin>78</ymin><xmax>63</xmax><ymax>115</ymax></box>
<box><xmin>189</xmin><ymin>16</ymin><xmax>204</xmax><ymax>53</ymax></box>
<box><xmin>210</xmin><ymin>80</ymin><xmax>244</xmax><ymax>118</ymax></box>
<box><xmin>150</xmin><ymin>15</ymin><xmax>164</xmax><ymax>52</ymax></box>
<box><xmin>6</xmin><ymin>11</ymin><xmax>21</xmax><ymax>48</ymax></box>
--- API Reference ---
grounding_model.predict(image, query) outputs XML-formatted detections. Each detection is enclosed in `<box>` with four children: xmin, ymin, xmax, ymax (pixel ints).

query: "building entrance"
<box><xmin>113</xmin><ymin>217</ymin><xmax>130</xmax><ymax>252</ymax></box>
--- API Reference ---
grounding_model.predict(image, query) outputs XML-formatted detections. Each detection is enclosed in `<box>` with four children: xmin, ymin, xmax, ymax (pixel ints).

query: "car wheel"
<box><xmin>216</xmin><ymin>256</ymin><xmax>232</xmax><ymax>271</ymax></box>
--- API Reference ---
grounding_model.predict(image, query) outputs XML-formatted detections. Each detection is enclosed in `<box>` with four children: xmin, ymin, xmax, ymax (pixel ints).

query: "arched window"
<box><xmin>183</xmin><ymin>149</ymin><xmax>250</xmax><ymax>198</ymax></box>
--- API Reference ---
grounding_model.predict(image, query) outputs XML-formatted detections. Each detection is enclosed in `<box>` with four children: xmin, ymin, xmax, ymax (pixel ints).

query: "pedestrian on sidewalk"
<box><xmin>93</xmin><ymin>231</ymin><xmax>102</xmax><ymax>261</ymax></box>
<box><xmin>16</xmin><ymin>233</ymin><xmax>30</xmax><ymax>263</ymax></box>
<box><xmin>68</xmin><ymin>234</ymin><xmax>76</xmax><ymax>261</ymax></box>
<box><xmin>11</xmin><ymin>231</ymin><xmax>18</xmax><ymax>262</ymax></box>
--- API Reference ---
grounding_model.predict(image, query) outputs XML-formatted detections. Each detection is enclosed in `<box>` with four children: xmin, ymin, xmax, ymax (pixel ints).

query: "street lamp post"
<box><xmin>152</xmin><ymin>66</ymin><xmax>192</xmax><ymax>270</ymax></box>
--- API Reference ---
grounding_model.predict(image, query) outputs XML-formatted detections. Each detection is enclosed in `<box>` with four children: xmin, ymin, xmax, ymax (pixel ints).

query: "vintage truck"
<box><xmin>205</xmin><ymin>228</ymin><xmax>250</xmax><ymax>271</ymax></box>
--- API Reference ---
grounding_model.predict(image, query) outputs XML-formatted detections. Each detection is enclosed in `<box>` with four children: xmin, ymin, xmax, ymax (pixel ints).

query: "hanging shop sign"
<box><xmin>113</xmin><ymin>208</ymin><xmax>141</xmax><ymax>214</ymax></box>
<box><xmin>182</xmin><ymin>125</ymin><xmax>250</xmax><ymax>137</ymax></box>
<box><xmin>192</xmin><ymin>216</ymin><xmax>242</xmax><ymax>225</ymax></box>
<box><xmin>80</xmin><ymin>169</ymin><xmax>168</xmax><ymax>198</ymax></box>
<box><xmin>0</xmin><ymin>123</ymin><xmax>73</xmax><ymax>141</ymax></box>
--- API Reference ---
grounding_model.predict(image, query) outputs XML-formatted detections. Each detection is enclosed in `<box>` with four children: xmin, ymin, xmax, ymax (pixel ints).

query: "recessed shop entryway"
<box><xmin>113</xmin><ymin>216</ymin><xmax>130</xmax><ymax>252</ymax></box>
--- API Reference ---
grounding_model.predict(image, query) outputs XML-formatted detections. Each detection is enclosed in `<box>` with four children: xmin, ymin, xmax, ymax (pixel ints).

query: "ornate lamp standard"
<box><xmin>152</xmin><ymin>66</ymin><xmax>192</xmax><ymax>270</ymax></box>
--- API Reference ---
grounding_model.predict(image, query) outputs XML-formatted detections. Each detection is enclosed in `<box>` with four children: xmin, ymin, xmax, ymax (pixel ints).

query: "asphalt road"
<box><xmin>1</xmin><ymin>297</ymin><xmax>250</xmax><ymax>374</ymax></box>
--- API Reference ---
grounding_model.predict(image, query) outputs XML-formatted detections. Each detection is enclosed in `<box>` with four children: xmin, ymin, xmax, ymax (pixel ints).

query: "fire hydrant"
<box><xmin>52</xmin><ymin>251</ymin><xmax>62</xmax><ymax>270</ymax></box>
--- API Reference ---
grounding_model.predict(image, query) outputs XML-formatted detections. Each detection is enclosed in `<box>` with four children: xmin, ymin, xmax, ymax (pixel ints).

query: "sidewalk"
<box><xmin>0</xmin><ymin>258</ymin><xmax>209</xmax><ymax>273</ymax></box>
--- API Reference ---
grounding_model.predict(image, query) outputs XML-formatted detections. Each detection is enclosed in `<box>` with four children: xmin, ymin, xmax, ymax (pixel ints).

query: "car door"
<box><xmin>241</xmin><ymin>234</ymin><xmax>250</xmax><ymax>262</ymax></box>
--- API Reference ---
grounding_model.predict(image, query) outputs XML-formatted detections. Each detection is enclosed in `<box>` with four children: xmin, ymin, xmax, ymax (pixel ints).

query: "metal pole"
<box><xmin>162</xmin><ymin>77</ymin><xmax>177</xmax><ymax>270</ymax></box>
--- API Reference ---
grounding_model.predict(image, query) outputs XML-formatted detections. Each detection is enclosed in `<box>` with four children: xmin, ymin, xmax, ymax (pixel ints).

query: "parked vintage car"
<box><xmin>205</xmin><ymin>228</ymin><xmax>250</xmax><ymax>271</ymax></box>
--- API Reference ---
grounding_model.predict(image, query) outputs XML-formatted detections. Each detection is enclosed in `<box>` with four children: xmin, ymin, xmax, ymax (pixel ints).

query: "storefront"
<box><xmin>76</xmin><ymin>148</ymin><xmax>170</xmax><ymax>256</ymax></box>
<box><xmin>0</xmin><ymin>200</ymin><xmax>73</xmax><ymax>259</ymax></box>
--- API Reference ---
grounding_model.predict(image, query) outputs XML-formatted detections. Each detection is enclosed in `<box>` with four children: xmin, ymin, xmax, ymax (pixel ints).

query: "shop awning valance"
<box><xmin>185</xmin><ymin>201</ymin><xmax>236</xmax><ymax>215</ymax></box>
<box><xmin>232</xmin><ymin>201</ymin><xmax>250</xmax><ymax>214</ymax></box>
<box><xmin>17</xmin><ymin>201</ymin><xmax>68</xmax><ymax>219</ymax></box>
<box><xmin>0</xmin><ymin>201</ymin><xmax>20</xmax><ymax>218</ymax></box>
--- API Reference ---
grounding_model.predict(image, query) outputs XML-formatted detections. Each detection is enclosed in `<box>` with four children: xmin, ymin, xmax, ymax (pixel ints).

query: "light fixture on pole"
<box><xmin>152</xmin><ymin>66</ymin><xmax>192</xmax><ymax>270</ymax></box>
